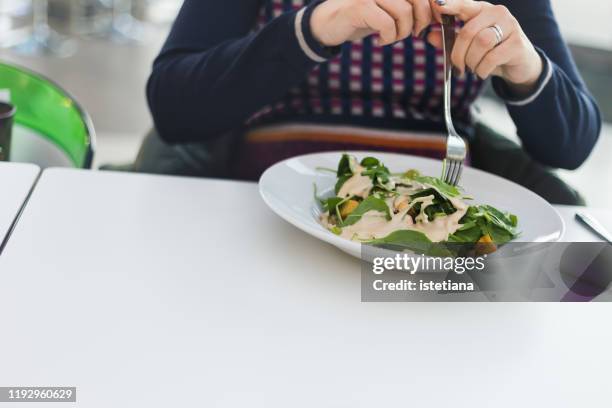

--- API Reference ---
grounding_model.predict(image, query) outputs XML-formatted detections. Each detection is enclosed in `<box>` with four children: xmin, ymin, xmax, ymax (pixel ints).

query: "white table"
<box><xmin>0</xmin><ymin>161</ymin><xmax>39</xmax><ymax>246</ymax></box>
<box><xmin>0</xmin><ymin>168</ymin><xmax>611</xmax><ymax>407</ymax></box>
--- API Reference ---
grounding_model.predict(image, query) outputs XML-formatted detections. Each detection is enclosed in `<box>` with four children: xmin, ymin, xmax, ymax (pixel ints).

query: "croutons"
<box><xmin>397</xmin><ymin>201</ymin><xmax>410</xmax><ymax>212</ymax></box>
<box><xmin>475</xmin><ymin>234</ymin><xmax>498</xmax><ymax>255</ymax></box>
<box><xmin>340</xmin><ymin>199</ymin><xmax>360</xmax><ymax>219</ymax></box>
<box><xmin>479</xmin><ymin>234</ymin><xmax>494</xmax><ymax>244</ymax></box>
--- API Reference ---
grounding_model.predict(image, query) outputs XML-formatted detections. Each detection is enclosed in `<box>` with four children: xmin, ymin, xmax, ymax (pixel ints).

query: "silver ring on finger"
<box><xmin>490</xmin><ymin>24</ymin><xmax>504</xmax><ymax>46</ymax></box>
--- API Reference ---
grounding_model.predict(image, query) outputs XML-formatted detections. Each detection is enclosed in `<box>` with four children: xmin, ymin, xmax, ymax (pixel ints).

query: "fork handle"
<box><xmin>441</xmin><ymin>15</ymin><xmax>457</xmax><ymax>136</ymax></box>
<box><xmin>576</xmin><ymin>212</ymin><xmax>612</xmax><ymax>244</ymax></box>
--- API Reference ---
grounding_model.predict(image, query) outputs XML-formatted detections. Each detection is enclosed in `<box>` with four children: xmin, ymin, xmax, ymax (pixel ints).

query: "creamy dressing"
<box><xmin>321</xmin><ymin>190</ymin><xmax>469</xmax><ymax>243</ymax></box>
<box><xmin>337</xmin><ymin>164</ymin><xmax>373</xmax><ymax>199</ymax></box>
<box><xmin>411</xmin><ymin>195</ymin><xmax>435</xmax><ymax>224</ymax></box>
<box><xmin>412</xmin><ymin>203</ymin><xmax>467</xmax><ymax>242</ymax></box>
<box><xmin>392</xmin><ymin>195</ymin><xmax>409</xmax><ymax>211</ymax></box>
<box><xmin>336</xmin><ymin>209</ymin><xmax>414</xmax><ymax>241</ymax></box>
<box><xmin>395</xmin><ymin>182</ymin><xmax>425</xmax><ymax>195</ymax></box>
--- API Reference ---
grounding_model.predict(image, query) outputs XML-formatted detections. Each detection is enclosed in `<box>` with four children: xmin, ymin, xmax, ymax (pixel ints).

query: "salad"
<box><xmin>317</xmin><ymin>154</ymin><xmax>519</xmax><ymax>254</ymax></box>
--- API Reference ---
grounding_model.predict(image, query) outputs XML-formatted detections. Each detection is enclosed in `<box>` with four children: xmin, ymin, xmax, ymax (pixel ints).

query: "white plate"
<box><xmin>259</xmin><ymin>151</ymin><xmax>565</xmax><ymax>258</ymax></box>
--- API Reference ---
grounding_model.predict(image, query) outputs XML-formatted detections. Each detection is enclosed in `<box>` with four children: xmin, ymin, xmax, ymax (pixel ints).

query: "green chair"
<box><xmin>0</xmin><ymin>62</ymin><xmax>95</xmax><ymax>168</ymax></box>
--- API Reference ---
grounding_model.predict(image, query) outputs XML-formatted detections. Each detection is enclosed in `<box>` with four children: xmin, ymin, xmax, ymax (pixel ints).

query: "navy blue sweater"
<box><xmin>147</xmin><ymin>0</ymin><xmax>601</xmax><ymax>170</ymax></box>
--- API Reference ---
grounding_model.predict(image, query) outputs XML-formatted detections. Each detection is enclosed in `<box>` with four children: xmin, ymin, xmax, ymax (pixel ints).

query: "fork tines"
<box><xmin>443</xmin><ymin>159</ymin><xmax>463</xmax><ymax>187</ymax></box>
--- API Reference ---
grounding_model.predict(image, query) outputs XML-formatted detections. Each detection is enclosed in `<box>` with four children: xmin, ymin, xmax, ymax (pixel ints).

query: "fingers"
<box><xmin>474</xmin><ymin>33</ymin><xmax>515</xmax><ymax>78</ymax></box>
<box><xmin>428</xmin><ymin>23</ymin><xmax>511</xmax><ymax>80</ymax></box>
<box><xmin>358</xmin><ymin>0</ymin><xmax>437</xmax><ymax>46</ymax></box>
<box><xmin>464</xmin><ymin>26</ymin><xmax>501</xmax><ymax>73</ymax></box>
<box><xmin>428</xmin><ymin>0</ymin><xmax>442</xmax><ymax>23</ymax></box>
<box><xmin>431</xmin><ymin>0</ymin><xmax>483</xmax><ymax>21</ymax></box>
<box><xmin>451</xmin><ymin>11</ymin><xmax>497</xmax><ymax>73</ymax></box>
<box><xmin>374</xmin><ymin>0</ymin><xmax>413</xmax><ymax>43</ymax></box>
<box><xmin>427</xmin><ymin>30</ymin><xmax>443</xmax><ymax>48</ymax></box>
<box><xmin>362</xmin><ymin>1</ymin><xmax>398</xmax><ymax>45</ymax></box>
<box><xmin>452</xmin><ymin>5</ymin><xmax>516</xmax><ymax>74</ymax></box>
<box><xmin>427</xmin><ymin>0</ymin><xmax>532</xmax><ymax>84</ymax></box>
<box><xmin>410</xmin><ymin>0</ymin><xmax>434</xmax><ymax>37</ymax></box>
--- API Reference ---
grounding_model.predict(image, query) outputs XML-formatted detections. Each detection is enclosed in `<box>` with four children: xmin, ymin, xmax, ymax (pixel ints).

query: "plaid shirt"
<box><xmin>248</xmin><ymin>0</ymin><xmax>484</xmax><ymax>128</ymax></box>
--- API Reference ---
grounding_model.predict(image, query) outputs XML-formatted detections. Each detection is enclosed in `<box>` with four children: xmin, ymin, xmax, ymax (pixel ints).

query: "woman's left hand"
<box><xmin>428</xmin><ymin>0</ymin><xmax>543</xmax><ymax>96</ymax></box>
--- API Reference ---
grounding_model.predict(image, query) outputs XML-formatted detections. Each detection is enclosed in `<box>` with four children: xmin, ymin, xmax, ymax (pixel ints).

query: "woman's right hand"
<box><xmin>310</xmin><ymin>0</ymin><xmax>435</xmax><ymax>47</ymax></box>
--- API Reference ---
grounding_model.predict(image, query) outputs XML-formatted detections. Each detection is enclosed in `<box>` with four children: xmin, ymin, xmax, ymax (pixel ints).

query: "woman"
<box><xmin>139</xmin><ymin>0</ymin><xmax>601</xmax><ymax>204</ymax></box>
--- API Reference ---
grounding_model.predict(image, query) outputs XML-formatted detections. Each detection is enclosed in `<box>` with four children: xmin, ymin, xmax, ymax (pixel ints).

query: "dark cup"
<box><xmin>0</xmin><ymin>102</ymin><xmax>16</xmax><ymax>162</ymax></box>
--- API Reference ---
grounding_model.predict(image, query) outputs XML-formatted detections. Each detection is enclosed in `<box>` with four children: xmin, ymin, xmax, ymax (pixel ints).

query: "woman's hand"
<box><xmin>429</xmin><ymin>0</ymin><xmax>543</xmax><ymax>96</ymax></box>
<box><xmin>311</xmin><ymin>0</ymin><xmax>434</xmax><ymax>47</ymax></box>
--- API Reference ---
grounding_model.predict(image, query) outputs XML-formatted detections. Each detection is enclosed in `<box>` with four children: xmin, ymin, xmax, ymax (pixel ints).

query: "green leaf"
<box><xmin>413</xmin><ymin>176</ymin><xmax>461</xmax><ymax>198</ymax></box>
<box><xmin>408</xmin><ymin>188</ymin><xmax>457</xmax><ymax>221</ymax></box>
<box><xmin>362</xmin><ymin>165</ymin><xmax>390</xmax><ymax>179</ymax></box>
<box><xmin>369</xmin><ymin>229</ymin><xmax>430</xmax><ymax>243</ymax></box>
<box><xmin>341</xmin><ymin>196</ymin><xmax>391</xmax><ymax>227</ymax></box>
<box><xmin>453</xmin><ymin>205</ymin><xmax>519</xmax><ymax>244</ymax></box>
<box><xmin>360</xmin><ymin>157</ymin><xmax>380</xmax><ymax>168</ymax></box>
<box><xmin>368</xmin><ymin>230</ymin><xmax>454</xmax><ymax>257</ymax></box>
<box><xmin>448</xmin><ymin>224</ymin><xmax>482</xmax><ymax>243</ymax></box>
<box><xmin>479</xmin><ymin>220</ymin><xmax>514</xmax><ymax>245</ymax></box>
<box><xmin>424</xmin><ymin>202</ymin><xmax>457</xmax><ymax>221</ymax></box>
<box><xmin>361</xmin><ymin>164</ymin><xmax>392</xmax><ymax>191</ymax></box>
<box><xmin>480</xmin><ymin>205</ymin><xmax>518</xmax><ymax>231</ymax></box>
<box><xmin>457</xmin><ymin>220</ymin><xmax>477</xmax><ymax>231</ymax></box>
<box><xmin>337</xmin><ymin>154</ymin><xmax>353</xmax><ymax>178</ymax></box>
<box><xmin>323</xmin><ymin>196</ymin><xmax>344</xmax><ymax>213</ymax></box>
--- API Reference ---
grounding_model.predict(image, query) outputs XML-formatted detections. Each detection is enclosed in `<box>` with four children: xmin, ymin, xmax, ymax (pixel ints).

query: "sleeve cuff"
<box><xmin>492</xmin><ymin>47</ymin><xmax>553</xmax><ymax>107</ymax></box>
<box><xmin>294</xmin><ymin>1</ymin><xmax>341</xmax><ymax>63</ymax></box>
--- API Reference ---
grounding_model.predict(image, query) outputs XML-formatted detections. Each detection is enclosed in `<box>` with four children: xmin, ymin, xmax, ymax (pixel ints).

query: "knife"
<box><xmin>575</xmin><ymin>212</ymin><xmax>612</xmax><ymax>244</ymax></box>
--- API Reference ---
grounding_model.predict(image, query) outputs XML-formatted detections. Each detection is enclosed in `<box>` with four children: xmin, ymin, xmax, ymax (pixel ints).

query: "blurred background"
<box><xmin>0</xmin><ymin>0</ymin><xmax>610</xmax><ymax>206</ymax></box>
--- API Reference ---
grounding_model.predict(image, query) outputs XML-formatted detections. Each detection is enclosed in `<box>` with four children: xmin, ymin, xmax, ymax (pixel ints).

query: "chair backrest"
<box><xmin>0</xmin><ymin>62</ymin><xmax>95</xmax><ymax>168</ymax></box>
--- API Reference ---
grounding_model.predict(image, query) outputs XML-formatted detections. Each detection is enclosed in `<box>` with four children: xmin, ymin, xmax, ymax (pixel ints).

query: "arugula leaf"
<box><xmin>336</xmin><ymin>155</ymin><xmax>393</xmax><ymax>196</ymax></box>
<box><xmin>409</xmin><ymin>188</ymin><xmax>457</xmax><ymax>221</ymax></box>
<box><xmin>478</xmin><ymin>219</ymin><xmax>515</xmax><ymax>245</ymax></box>
<box><xmin>424</xmin><ymin>202</ymin><xmax>457</xmax><ymax>220</ymax></box>
<box><xmin>361</xmin><ymin>164</ymin><xmax>393</xmax><ymax>191</ymax></box>
<box><xmin>341</xmin><ymin>196</ymin><xmax>391</xmax><ymax>227</ymax></box>
<box><xmin>410</xmin><ymin>188</ymin><xmax>443</xmax><ymax>202</ymax></box>
<box><xmin>453</xmin><ymin>205</ymin><xmax>519</xmax><ymax>244</ymax></box>
<box><xmin>360</xmin><ymin>157</ymin><xmax>380</xmax><ymax>168</ymax></box>
<box><xmin>448</xmin><ymin>223</ymin><xmax>482</xmax><ymax>243</ymax></box>
<box><xmin>323</xmin><ymin>196</ymin><xmax>344</xmax><ymax>213</ymax></box>
<box><xmin>335</xmin><ymin>154</ymin><xmax>363</xmax><ymax>194</ymax></box>
<box><xmin>479</xmin><ymin>205</ymin><xmax>518</xmax><ymax>229</ymax></box>
<box><xmin>413</xmin><ymin>176</ymin><xmax>461</xmax><ymax>198</ymax></box>
<box><xmin>337</xmin><ymin>154</ymin><xmax>353</xmax><ymax>178</ymax></box>
<box><xmin>367</xmin><ymin>230</ymin><xmax>454</xmax><ymax>257</ymax></box>
<box><xmin>362</xmin><ymin>165</ymin><xmax>390</xmax><ymax>179</ymax></box>
<box><xmin>368</xmin><ymin>230</ymin><xmax>432</xmax><ymax>245</ymax></box>
<box><xmin>472</xmin><ymin>206</ymin><xmax>517</xmax><ymax>237</ymax></box>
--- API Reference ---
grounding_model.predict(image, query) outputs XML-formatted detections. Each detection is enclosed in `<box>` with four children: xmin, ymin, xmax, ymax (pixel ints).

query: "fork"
<box><xmin>441</xmin><ymin>15</ymin><xmax>467</xmax><ymax>187</ymax></box>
